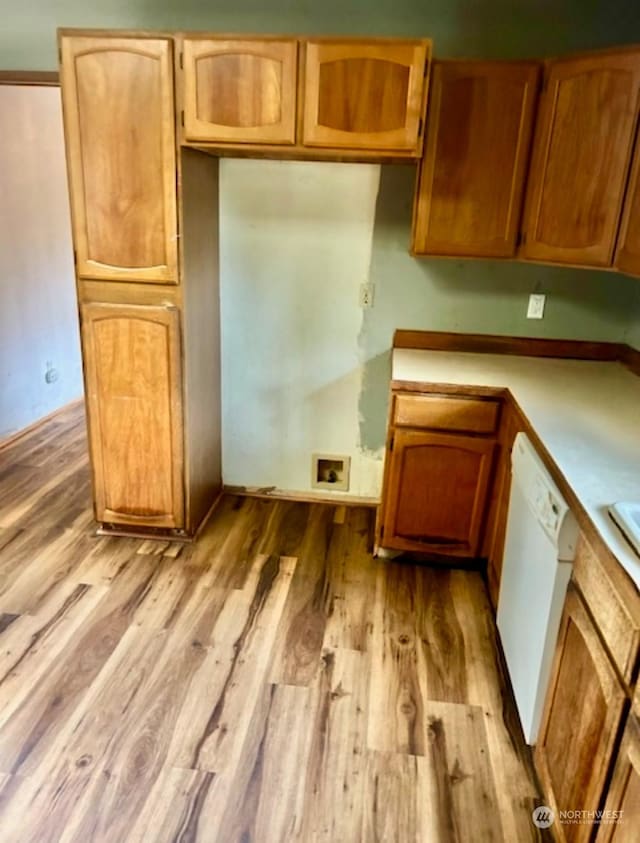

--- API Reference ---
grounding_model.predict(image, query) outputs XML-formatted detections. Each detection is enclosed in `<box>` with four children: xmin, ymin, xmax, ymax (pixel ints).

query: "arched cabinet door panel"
<box><xmin>81</xmin><ymin>302</ymin><xmax>184</xmax><ymax>529</ymax></box>
<box><xmin>182</xmin><ymin>38</ymin><xmax>298</xmax><ymax>144</ymax></box>
<box><xmin>521</xmin><ymin>49</ymin><xmax>640</xmax><ymax>266</ymax></box>
<box><xmin>413</xmin><ymin>60</ymin><xmax>540</xmax><ymax>258</ymax></box>
<box><xmin>381</xmin><ymin>429</ymin><xmax>495</xmax><ymax>556</ymax></box>
<box><xmin>60</xmin><ymin>36</ymin><xmax>178</xmax><ymax>283</ymax></box>
<box><xmin>535</xmin><ymin>587</ymin><xmax>627</xmax><ymax>843</ymax></box>
<box><xmin>302</xmin><ymin>39</ymin><xmax>430</xmax><ymax>152</ymax></box>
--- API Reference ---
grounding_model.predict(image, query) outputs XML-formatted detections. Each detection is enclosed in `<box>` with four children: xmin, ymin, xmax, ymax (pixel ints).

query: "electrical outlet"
<box><xmin>527</xmin><ymin>293</ymin><xmax>546</xmax><ymax>319</ymax></box>
<box><xmin>359</xmin><ymin>283</ymin><xmax>375</xmax><ymax>308</ymax></box>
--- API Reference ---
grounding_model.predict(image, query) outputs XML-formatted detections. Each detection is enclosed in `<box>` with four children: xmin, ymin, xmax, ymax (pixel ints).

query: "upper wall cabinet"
<box><xmin>615</xmin><ymin>137</ymin><xmax>640</xmax><ymax>276</ymax></box>
<box><xmin>302</xmin><ymin>38</ymin><xmax>431</xmax><ymax>153</ymax></box>
<box><xmin>412</xmin><ymin>60</ymin><xmax>540</xmax><ymax>258</ymax></box>
<box><xmin>521</xmin><ymin>49</ymin><xmax>640</xmax><ymax>267</ymax></box>
<box><xmin>181</xmin><ymin>37</ymin><xmax>298</xmax><ymax>144</ymax></box>
<box><xmin>60</xmin><ymin>36</ymin><xmax>178</xmax><ymax>283</ymax></box>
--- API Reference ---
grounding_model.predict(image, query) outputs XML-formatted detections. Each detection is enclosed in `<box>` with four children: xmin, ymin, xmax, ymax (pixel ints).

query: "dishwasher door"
<box><xmin>496</xmin><ymin>433</ymin><xmax>577</xmax><ymax>745</ymax></box>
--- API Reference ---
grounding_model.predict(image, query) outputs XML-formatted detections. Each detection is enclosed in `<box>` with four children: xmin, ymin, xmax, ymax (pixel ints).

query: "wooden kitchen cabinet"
<box><xmin>302</xmin><ymin>38</ymin><xmax>430</xmax><ymax>153</ymax></box>
<box><xmin>521</xmin><ymin>49</ymin><xmax>640</xmax><ymax>266</ymax></box>
<box><xmin>596</xmin><ymin>714</ymin><xmax>640</xmax><ymax>842</ymax></box>
<box><xmin>413</xmin><ymin>60</ymin><xmax>540</xmax><ymax>258</ymax></box>
<box><xmin>535</xmin><ymin>586</ymin><xmax>628</xmax><ymax>843</ymax></box>
<box><xmin>181</xmin><ymin>37</ymin><xmax>298</xmax><ymax>144</ymax></box>
<box><xmin>60</xmin><ymin>32</ymin><xmax>222</xmax><ymax>539</ymax></box>
<box><xmin>381</xmin><ymin>427</ymin><xmax>496</xmax><ymax>557</ymax></box>
<box><xmin>81</xmin><ymin>302</ymin><xmax>185</xmax><ymax>530</ymax></box>
<box><xmin>60</xmin><ymin>35</ymin><xmax>178</xmax><ymax>283</ymax></box>
<box><xmin>615</xmin><ymin>138</ymin><xmax>640</xmax><ymax>277</ymax></box>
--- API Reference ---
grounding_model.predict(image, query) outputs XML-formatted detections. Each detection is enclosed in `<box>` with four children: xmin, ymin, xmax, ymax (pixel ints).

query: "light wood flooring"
<box><xmin>0</xmin><ymin>403</ymin><xmax>545</xmax><ymax>842</ymax></box>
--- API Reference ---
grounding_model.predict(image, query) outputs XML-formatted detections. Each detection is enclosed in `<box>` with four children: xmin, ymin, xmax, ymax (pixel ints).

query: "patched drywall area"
<box><xmin>219</xmin><ymin>159</ymin><xmax>383</xmax><ymax>497</ymax></box>
<box><xmin>0</xmin><ymin>86</ymin><xmax>82</xmax><ymax>439</ymax></box>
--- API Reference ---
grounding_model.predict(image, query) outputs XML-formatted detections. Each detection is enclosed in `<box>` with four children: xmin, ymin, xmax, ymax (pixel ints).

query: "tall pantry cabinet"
<box><xmin>60</xmin><ymin>32</ymin><xmax>222</xmax><ymax>537</ymax></box>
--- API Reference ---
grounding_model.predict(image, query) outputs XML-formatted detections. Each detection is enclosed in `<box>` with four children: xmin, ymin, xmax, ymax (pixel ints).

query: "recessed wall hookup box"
<box><xmin>311</xmin><ymin>453</ymin><xmax>351</xmax><ymax>492</ymax></box>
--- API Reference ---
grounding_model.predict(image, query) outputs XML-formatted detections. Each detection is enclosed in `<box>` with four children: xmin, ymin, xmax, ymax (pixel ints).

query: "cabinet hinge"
<box><xmin>418</xmin><ymin>117</ymin><xmax>424</xmax><ymax>137</ymax></box>
<box><xmin>389</xmin><ymin>436</ymin><xmax>394</xmax><ymax>453</ymax></box>
<box><xmin>179</xmin><ymin>52</ymin><xmax>183</xmax><ymax>70</ymax></box>
<box><xmin>58</xmin><ymin>45</ymin><xmax>62</xmax><ymax>64</ymax></box>
<box><xmin>516</xmin><ymin>230</ymin><xmax>526</xmax><ymax>248</ymax></box>
<box><xmin>73</xmin><ymin>248</ymin><xmax>77</xmax><ymax>266</ymax></box>
<box><xmin>380</xmin><ymin>524</ymin><xmax>385</xmax><ymax>538</ymax></box>
<box><xmin>181</xmin><ymin>110</ymin><xmax>185</xmax><ymax>128</ymax></box>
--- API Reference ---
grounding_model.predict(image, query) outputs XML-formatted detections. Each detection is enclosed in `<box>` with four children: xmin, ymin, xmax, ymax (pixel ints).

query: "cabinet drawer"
<box><xmin>573</xmin><ymin>534</ymin><xmax>640</xmax><ymax>685</ymax></box>
<box><xmin>393</xmin><ymin>393</ymin><xmax>500</xmax><ymax>434</ymax></box>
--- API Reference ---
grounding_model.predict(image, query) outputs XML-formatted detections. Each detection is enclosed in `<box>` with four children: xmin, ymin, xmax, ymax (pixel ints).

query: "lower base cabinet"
<box><xmin>534</xmin><ymin>586</ymin><xmax>627</xmax><ymax>843</ymax></box>
<box><xmin>377</xmin><ymin>390</ymin><xmax>501</xmax><ymax>558</ymax></box>
<box><xmin>81</xmin><ymin>302</ymin><xmax>185</xmax><ymax>530</ymax></box>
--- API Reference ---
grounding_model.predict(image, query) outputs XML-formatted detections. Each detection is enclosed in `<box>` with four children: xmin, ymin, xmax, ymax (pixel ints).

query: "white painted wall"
<box><xmin>220</xmin><ymin>159</ymin><xmax>383</xmax><ymax>497</ymax></box>
<box><xmin>0</xmin><ymin>85</ymin><xmax>82</xmax><ymax>439</ymax></box>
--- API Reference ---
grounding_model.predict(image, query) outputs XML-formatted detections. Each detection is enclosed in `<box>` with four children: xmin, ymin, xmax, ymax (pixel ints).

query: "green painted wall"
<box><xmin>1</xmin><ymin>0</ymin><xmax>640</xmax><ymax>70</ymax></box>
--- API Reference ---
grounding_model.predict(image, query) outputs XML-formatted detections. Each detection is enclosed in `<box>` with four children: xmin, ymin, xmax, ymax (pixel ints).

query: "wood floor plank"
<box><xmin>367</xmin><ymin>560</ymin><xmax>428</xmax><ymax>756</ymax></box>
<box><xmin>268</xmin><ymin>505</ymin><xmax>337</xmax><ymax>686</ymax></box>
<box><xmin>297</xmin><ymin>647</ymin><xmax>369</xmax><ymax>842</ymax></box>
<box><xmin>323</xmin><ymin>506</ymin><xmax>376</xmax><ymax>652</ymax></box>
<box><xmin>423</xmin><ymin>699</ymin><xmax>505</xmax><ymax>843</ymax></box>
<box><xmin>126</xmin><ymin>766</ymin><xmax>217</xmax><ymax>843</ymax></box>
<box><xmin>416</xmin><ymin>567</ymin><xmax>470</xmax><ymax>704</ymax></box>
<box><xmin>169</xmin><ymin>554</ymin><xmax>297</xmax><ymax>773</ymax></box>
<box><xmin>362</xmin><ymin>750</ymin><xmax>429</xmax><ymax>843</ymax></box>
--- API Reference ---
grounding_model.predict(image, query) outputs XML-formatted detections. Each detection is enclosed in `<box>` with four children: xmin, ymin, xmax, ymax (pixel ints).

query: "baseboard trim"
<box><xmin>0</xmin><ymin>398</ymin><xmax>84</xmax><ymax>453</ymax></box>
<box><xmin>223</xmin><ymin>484</ymin><xmax>380</xmax><ymax>508</ymax></box>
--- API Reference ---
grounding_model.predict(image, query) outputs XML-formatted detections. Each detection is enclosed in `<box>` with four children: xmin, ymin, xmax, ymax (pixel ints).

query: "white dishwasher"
<box><xmin>497</xmin><ymin>432</ymin><xmax>578</xmax><ymax>745</ymax></box>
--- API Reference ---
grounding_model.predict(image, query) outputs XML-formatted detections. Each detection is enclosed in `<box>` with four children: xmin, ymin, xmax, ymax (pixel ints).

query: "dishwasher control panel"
<box><xmin>512</xmin><ymin>433</ymin><xmax>578</xmax><ymax>559</ymax></box>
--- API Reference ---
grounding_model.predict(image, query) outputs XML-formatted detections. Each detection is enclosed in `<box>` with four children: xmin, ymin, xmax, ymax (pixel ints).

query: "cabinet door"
<box><xmin>413</xmin><ymin>60</ymin><xmax>540</xmax><ymax>257</ymax></box>
<box><xmin>522</xmin><ymin>50</ymin><xmax>640</xmax><ymax>266</ymax></box>
<box><xmin>615</xmin><ymin>140</ymin><xmax>640</xmax><ymax>276</ymax></box>
<box><xmin>381</xmin><ymin>429</ymin><xmax>495</xmax><ymax>556</ymax></box>
<box><xmin>596</xmin><ymin>715</ymin><xmax>640</xmax><ymax>842</ymax></box>
<box><xmin>182</xmin><ymin>38</ymin><xmax>298</xmax><ymax>144</ymax></box>
<box><xmin>81</xmin><ymin>303</ymin><xmax>184</xmax><ymax>529</ymax></box>
<box><xmin>535</xmin><ymin>587</ymin><xmax>627</xmax><ymax>843</ymax></box>
<box><xmin>60</xmin><ymin>36</ymin><xmax>178</xmax><ymax>283</ymax></box>
<box><xmin>302</xmin><ymin>39</ymin><xmax>429</xmax><ymax>152</ymax></box>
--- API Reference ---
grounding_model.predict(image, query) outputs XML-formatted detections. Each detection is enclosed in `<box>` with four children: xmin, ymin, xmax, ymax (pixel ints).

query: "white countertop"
<box><xmin>393</xmin><ymin>349</ymin><xmax>640</xmax><ymax>589</ymax></box>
